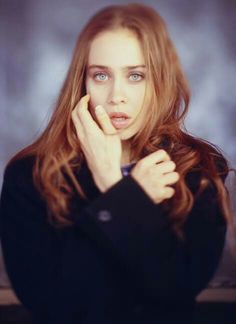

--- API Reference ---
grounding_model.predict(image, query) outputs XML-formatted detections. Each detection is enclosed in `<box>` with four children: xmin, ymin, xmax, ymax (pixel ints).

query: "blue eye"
<box><xmin>94</xmin><ymin>73</ymin><xmax>108</xmax><ymax>81</ymax></box>
<box><xmin>93</xmin><ymin>72</ymin><xmax>144</xmax><ymax>82</ymax></box>
<box><xmin>129</xmin><ymin>73</ymin><xmax>144</xmax><ymax>81</ymax></box>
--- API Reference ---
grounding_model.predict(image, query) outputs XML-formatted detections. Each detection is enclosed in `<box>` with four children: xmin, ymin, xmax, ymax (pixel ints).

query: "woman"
<box><xmin>0</xmin><ymin>3</ymin><xmax>233</xmax><ymax>324</ymax></box>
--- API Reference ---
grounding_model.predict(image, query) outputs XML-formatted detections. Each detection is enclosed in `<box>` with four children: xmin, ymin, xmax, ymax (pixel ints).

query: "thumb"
<box><xmin>95</xmin><ymin>105</ymin><xmax>117</xmax><ymax>135</ymax></box>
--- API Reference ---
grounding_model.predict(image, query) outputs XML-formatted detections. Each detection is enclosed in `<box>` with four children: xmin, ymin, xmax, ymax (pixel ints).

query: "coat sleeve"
<box><xmin>74</xmin><ymin>161</ymin><xmax>227</xmax><ymax>303</ymax></box>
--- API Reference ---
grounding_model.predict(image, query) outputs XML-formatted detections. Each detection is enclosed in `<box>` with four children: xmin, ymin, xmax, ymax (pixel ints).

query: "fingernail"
<box><xmin>95</xmin><ymin>105</ymin><xmax>104</xmax><ymax>115</ymax></box>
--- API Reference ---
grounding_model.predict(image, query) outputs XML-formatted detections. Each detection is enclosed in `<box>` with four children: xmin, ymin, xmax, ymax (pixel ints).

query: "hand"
<box><xmin>71</xmin><ymin>94</ymin><xmax>123</xmax><ymax>192</ymax></box>
<box><xmin>130</xmin><ymin>150</ymin><xmax>179</xmax><ymax>204</ymax></box>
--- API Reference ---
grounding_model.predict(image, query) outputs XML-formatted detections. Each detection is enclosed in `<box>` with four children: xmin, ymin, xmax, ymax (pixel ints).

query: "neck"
<box><xmin>121</xmin><ymin>141</ymin><xmax>132</xmax><ymax>167</ymax></box>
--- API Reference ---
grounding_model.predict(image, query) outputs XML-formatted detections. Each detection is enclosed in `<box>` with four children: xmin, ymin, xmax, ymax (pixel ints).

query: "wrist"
<box><xmin>96</xmin><ymin>170</ymin><xmax>123</xmax><ymax>193</ymax></box>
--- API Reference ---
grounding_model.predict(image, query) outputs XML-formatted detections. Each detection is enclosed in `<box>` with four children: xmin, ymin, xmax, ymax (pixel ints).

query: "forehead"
<box><xmin>87</xmin><ymin>29</ymin><xmax>145</xmax><ymax>68</ymax></box>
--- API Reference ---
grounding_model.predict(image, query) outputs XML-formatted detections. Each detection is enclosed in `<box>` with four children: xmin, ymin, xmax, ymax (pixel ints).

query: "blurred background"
<box><xmin>0</xmin><ymin>0</ymin><xmax>236</xmax><ymax>321</ymax></box>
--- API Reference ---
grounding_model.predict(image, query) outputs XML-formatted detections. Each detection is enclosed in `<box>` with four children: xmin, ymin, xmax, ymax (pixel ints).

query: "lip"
<box><xmin>108</xmin><ymin>112</ymin><xmax>131</xmax><ymax>129</ymax></box>
<box><xmin>108</xmin><ymin>112</ymin><xmax>131</xmax><ymax>119</ymax></box>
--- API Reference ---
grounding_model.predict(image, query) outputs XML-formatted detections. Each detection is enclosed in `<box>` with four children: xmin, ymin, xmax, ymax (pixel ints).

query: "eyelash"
<box><xmin>93</xmin><ymin>72</ymin><xmax>145</xmax><ymax>82</ymax></box>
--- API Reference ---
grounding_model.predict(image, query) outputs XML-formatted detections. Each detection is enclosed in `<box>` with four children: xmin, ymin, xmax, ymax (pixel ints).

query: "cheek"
<box><xmin>131</xmin><ymin>88</ymin><xmax>146</xmax><ymax>114</ymax></box>
<box><xmin>85</xmin><ymin>80</ymin><xmax>101</xmax><ymax>109</ymax></box>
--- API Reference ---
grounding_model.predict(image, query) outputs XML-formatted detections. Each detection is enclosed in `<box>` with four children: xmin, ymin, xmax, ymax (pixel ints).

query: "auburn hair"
<box><xmin>8</xmin><ymin>3</ymin><xmax>234</xmax><ymax>237</ymax></box>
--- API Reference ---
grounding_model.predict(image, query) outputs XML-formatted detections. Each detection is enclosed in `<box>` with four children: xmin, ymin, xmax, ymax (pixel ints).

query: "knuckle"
<box><xmin>170</xmin><ymin>187</ymin><xmax>175</xmax><ymax>194</ymax></box>
<box><xmin>166</xmin><ymin>187</ymin><xmax>175</xmax><ymax>198</ymax></box>
<box><xmin>157</xmin><ymin>149</ymin><xmax>166</xmax><ymax>156</ymax></box>
<box><xmin>137</xmin><ymin>159</ymin><xmax>146</xmax><ymax>170</ymax></box>
<box><xmin>158</xmin><ymin>186</ymin><xmax>165</xmax><ymax>197</ymax></box>
<box><xmin>159</xmin><ymin>186</ymin><xmax>174</xmax><ymax>199</ymax></box>
<box><xmin>158</xmin><ymin>176</ymin><xmax>165</xmax><ymax>185</ymax></box>
<box><xmin>170</xmin><ymin>161</ymin><xmax>176</xmax><ymax>169</ymax></box>
<box><xmin>174</xmin><ymin>172</ymin><xmax>180</xmax><ymax>180</ymax></box>
<box><xmin>158</xmin><ymin>149</ymin><xmax>170</xmax><ymax>160</ymax></box>
<box><xmin>169</xmin><ymin>188</ymin><xmax>175</xmax><ymax>197</ymax></box>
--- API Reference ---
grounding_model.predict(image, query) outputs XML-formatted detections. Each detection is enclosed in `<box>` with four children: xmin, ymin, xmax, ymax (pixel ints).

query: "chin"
<box><xmin>119</xmin><ymin>130</ymin><xmax>136</xmax><ymax>141</ymax></box>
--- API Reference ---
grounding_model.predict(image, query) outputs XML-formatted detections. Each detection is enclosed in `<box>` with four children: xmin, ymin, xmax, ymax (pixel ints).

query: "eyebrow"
<box><xmin>87</xmin><ymin>64</ymin><xmax>146</xmax><ymax>71</ymax></box>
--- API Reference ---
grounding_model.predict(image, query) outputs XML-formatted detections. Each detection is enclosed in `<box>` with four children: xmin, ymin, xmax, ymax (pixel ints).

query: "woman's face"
<box><xmin>85</xmin><ymin>29</ymin><xmax>148</xmax><ymax>141</ymax></box>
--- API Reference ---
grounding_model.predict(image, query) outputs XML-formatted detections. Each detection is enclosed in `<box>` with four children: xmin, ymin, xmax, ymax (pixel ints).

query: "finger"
<box><xmin>139</xmin><ymin>149</ymin><xmax>170</xmax><ymax>168</ymax></box>
<box><xmin>71</xmin><ymin>108</ymin><xmax>85</xmax><ymax>140</ymax></box>
<box><xmin>163</xmin><ymin>187</ymin><xmax>175</xmax><ymax>199</ymax></box>
<box><xmin>75</xmin><ymin>94</ymin><xmax>102</xmax><ymax>132</ymax></box>
<box><xmin>95</xmin><ymin>105</ymin><xmax>117</xmax><ymax>135</ymax></box>
<box><xmin>161</xmin><ymin>172</ymin><xmax>180</xmax><ymax>186</ymax></box>
<box><xmin>155</xmin><ymin>160</ymin><xmax>176</xmax><ymax>174</ymax></box>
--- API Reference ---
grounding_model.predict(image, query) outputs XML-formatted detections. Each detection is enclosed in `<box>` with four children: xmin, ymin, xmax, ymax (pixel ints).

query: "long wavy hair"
<box><xmin>8</xmin><ymin>3</ymin><xmax>234</xmax><ymax>236</ymax></box>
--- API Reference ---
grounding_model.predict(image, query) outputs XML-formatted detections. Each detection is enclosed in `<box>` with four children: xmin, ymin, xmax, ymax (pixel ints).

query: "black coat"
<box><xmin>0</xmin><ymin>155</ymin><xmax>227</xmax><ymax>324</ymax></box>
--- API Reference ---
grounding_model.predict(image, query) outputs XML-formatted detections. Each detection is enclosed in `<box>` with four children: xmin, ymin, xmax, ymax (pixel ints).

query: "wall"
<box><xmin>1</xmin><ymin>0</ymin><xmax>236</xmax><ymax>293</ymax></box>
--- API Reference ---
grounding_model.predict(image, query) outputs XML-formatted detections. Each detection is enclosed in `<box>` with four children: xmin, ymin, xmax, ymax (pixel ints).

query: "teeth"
<box><xmin>112</xmin><ymin>117</ymin><xmax>126</xmax><ymax>121</ymax></box>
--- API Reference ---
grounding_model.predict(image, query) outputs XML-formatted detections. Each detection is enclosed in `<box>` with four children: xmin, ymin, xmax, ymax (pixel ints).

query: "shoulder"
<box><xmin>185</xmin><ymin>145</ymin><xmax>229</xmax><ymax>194</ymax></box>
<box><xmin>1</xmin><ymin>155</ymin><xmax>47</xmax><ymax>223</ymax></box>
<box><xmin>4</xmin><ymin>156</ymin><xmax>35</xmax><ymax>184</ymax></box>
<box><xmin>205</xmin><ymin>145</ymin><xmax>229</xmax><ymax>181</ymax></box>
<box><xmin>0</xmin><ymin>155</ymin><xmax>52</xmax><ymax>238</ymax></box>
<box><xmin>2</xmin><ymin>154</ymin><xmax>37</xmax><ymax>192</ymax></box>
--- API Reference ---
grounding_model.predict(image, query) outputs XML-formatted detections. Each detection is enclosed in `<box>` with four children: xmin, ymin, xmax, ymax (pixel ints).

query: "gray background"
<box><xmin>1</xmin><ymin>0</ymin><xmax>236</xmax><ymax>295</ymax></box>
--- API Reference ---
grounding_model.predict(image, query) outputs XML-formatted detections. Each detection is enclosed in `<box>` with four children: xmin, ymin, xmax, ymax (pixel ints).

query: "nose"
<box><xmin>108</xmin><ymin>79</ymin><xmax>127</xmax><ymax>105</ymax></box>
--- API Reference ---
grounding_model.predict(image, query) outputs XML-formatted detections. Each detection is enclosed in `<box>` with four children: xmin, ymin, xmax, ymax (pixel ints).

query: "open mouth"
<box><xmin>109</xmin><ymin>111</ymin><xmax>131</xmax><ymax>129</ymax></box>
<box><xmin>110</xmin><ymin>117</ymin><xmax>131</xmax><ymax>129</ymax></box>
